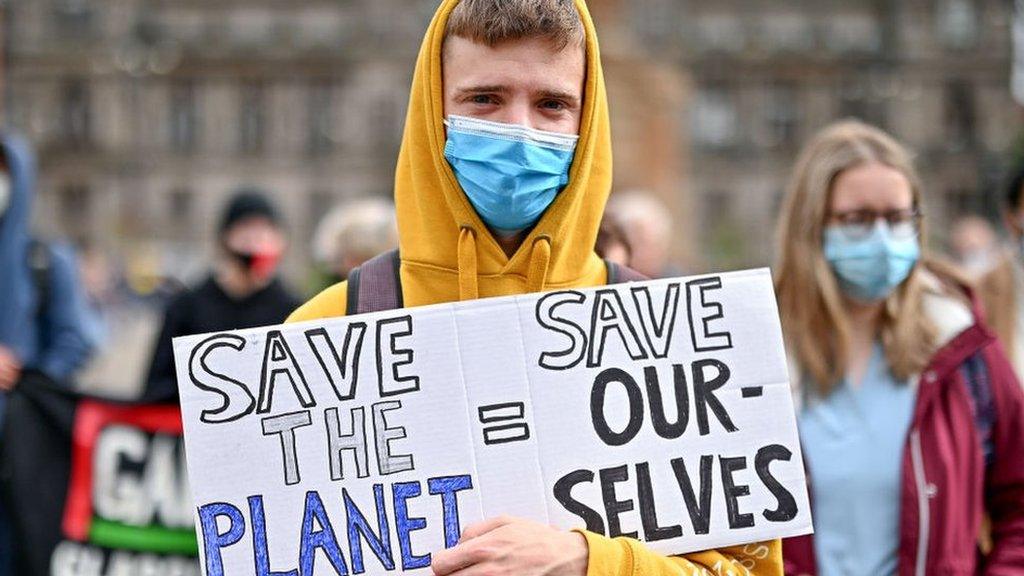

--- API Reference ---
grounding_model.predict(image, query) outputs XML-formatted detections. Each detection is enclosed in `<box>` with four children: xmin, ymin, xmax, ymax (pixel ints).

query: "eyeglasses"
<box><xmin>827</xmin><ymin>208</ymin><xmax>922</xmax><ymax>240</ymax></box>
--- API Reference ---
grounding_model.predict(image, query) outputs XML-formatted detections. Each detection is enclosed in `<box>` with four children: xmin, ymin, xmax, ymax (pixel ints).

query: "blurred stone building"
<box><xmin>630</xmin><ymin>0</ymin><xmax>1019</xmax><ymax>267</ymax></box>
<box><xmin>1</xmin><ymin>0</ymin><xmax>1020</xmax><ymax>280</ymax></box>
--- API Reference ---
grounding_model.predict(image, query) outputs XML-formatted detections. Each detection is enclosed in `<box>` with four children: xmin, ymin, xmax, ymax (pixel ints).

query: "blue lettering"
<box><xmin>300</xmin><ymin>490</ymin><xmax>349</xmax><ymax>576</ymax></box>
<box><xmin>427</xmin><ymin>475</ymin><xmax>474</xmax><ymax>548</ymax></box>
<box><xmin>393</xmin><ymin>481</ymin><xmax>430</xmax><ymax>570</ymax></box>
<box><xmin>344</xmin><ymin>484</ymin><xmax>395</xmax><ymax>573</ymax></box>
<box><xmin>198</xmin><ymin>502</ymin><xmax>246</xmax><ymax>576</ymax></box>
<box><xmin>249</xmin><ymin>496</ymin><xmax>299</xmax><ymax>576</ymax></box>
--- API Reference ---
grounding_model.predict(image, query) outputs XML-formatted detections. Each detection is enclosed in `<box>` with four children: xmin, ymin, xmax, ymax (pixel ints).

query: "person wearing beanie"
<box><xmin>142</xmin><ymin>189</ymin><xmax>301</xmax><ymax>402</ymax></box>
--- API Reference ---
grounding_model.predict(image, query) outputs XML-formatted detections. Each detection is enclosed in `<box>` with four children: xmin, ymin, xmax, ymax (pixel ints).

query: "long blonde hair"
<box><xmin>775</xmin><ymin>120</ymin><xmax>937</xmax><ymax>393</ymax></box>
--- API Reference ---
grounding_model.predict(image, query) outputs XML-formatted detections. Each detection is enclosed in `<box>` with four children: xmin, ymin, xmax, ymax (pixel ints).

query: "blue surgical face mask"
<box><xmin>823</xmin><ymin>222</ymin><xmax>920</xmax><ymax>302</ymax></box>
<box><xmin>443</xmin><ymin>115</ymin><xmax>578</xmax><ymax>235</ymax></box>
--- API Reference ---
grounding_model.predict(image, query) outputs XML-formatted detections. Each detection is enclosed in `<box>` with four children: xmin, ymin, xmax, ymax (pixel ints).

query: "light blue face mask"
<box><xmin>443</xmin><ymin>115</ymin><xmax>578</xmax><ymax>235</ymax></box>
<box><xmin>823</xmin><ymin>222</ymin><xmax>920</xmax><ymax>302</ymax></box>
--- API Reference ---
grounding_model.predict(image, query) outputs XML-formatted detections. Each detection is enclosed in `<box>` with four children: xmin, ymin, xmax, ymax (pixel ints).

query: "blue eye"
<box><xmin>541</xmin><ymin>100</ymin><xmax>564</xmax><ymax>110</ymax></box>
<box><xmin>471</xmin><ymin>95</ymin><xmax>494</xmax><ymax>105</ymax></box>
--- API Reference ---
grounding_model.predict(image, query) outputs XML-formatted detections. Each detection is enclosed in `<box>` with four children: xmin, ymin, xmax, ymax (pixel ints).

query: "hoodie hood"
<box><xmin>0</xmin><ymin>132</ymin><xmax>36</xmax><ymax>353</ymax></box>
<box><xmin>394</xmin><ymin>0</ymin><xmax>612</xmax><ymax>307</ymax></box>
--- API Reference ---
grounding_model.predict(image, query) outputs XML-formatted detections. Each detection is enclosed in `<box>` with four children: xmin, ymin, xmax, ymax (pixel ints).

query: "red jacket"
<box><xmin>784</xmin><ymin>296</ymin><xmax>1024</xmax><ymax>576</ymax></box>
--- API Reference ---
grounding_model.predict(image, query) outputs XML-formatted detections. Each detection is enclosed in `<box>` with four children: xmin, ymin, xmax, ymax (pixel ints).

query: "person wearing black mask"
<box><xmin>142</xmin><ymin>190</ymin><xmax>301</xmax><ymax>401</ymax></box>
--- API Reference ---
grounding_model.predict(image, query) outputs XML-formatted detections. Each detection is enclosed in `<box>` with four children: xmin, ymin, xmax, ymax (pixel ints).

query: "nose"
<box><xmin>500</xmin><ymin>101</ymin><xmax>534</xmax><ymax>129</ymax></box>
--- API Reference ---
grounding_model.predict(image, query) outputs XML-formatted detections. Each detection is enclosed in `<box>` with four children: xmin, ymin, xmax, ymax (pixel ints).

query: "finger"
<box><xmin>431</xmin><ymin>540</ymin><xmax>491</xmax><ymax>576</ymax></box>
<box><xmin>441</xmin><ymin>563</ymin><xmax>495</xmax><ymax>576</ymax></box>
<box><xmin>459</xmin><ymin>515</ymin><xmax>516</xmax><ymax>542</ymax></box>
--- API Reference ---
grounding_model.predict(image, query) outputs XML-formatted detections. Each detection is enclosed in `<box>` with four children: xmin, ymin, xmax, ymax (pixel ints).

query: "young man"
<box><xmin>144</xmin><ymin>190</ymin><xmax>301</xmax><ymax>401</ymax></box>
<box><xmin>289</xmin><ymin>1</ymin><xmax>782</xmax><ymax>573</ymax></box>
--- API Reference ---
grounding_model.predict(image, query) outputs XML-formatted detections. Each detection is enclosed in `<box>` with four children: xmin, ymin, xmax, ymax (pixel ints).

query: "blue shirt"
<box><xmin>799</xmin><ymin>344</ymin><xmax>916</xmax><ymax>576</ymax></box>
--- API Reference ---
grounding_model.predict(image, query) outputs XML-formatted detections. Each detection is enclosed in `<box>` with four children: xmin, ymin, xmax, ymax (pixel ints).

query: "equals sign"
<box><xmin>478</xmin><ymin>402</ymin><xmax>531</xmax><ymax>445</ymax></box>
<box><xmin>741</xmin><ymin>386</ymin><xmax>763</xmax><ymax>398</ymax></box>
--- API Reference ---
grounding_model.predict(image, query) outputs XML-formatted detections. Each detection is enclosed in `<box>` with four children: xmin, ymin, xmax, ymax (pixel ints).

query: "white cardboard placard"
<box><xmin>173</xmin><ymin>268</ymin><xmax>812</xmax><ymax>576</ymax></box>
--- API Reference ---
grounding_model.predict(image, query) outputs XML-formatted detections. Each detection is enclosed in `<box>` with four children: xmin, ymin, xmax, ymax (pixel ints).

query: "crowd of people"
<box><xmin>2</xmin><ymin>0</ymin><xmax>1024</xmax><ymax>574</ymax></box>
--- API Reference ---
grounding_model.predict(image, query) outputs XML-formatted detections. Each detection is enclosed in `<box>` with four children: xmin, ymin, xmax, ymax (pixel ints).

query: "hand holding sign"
<box><xmin>431</xmin><ymin>516</ymin><xmax>588</xmax><ymax>576</ymax></box>
<box><xmin>173</xmin><ymin>269</ymin><xmax>811</xmax><ymax>576</ymax></box>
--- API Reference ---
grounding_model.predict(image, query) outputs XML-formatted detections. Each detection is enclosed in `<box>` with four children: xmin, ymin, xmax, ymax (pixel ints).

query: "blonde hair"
<box><xmin>312</xmin><ymin>198</ymin><xmax>398</xmax><ymax>272</ymax></box>
<box><xmin>444</xmin><ymin>0</ymin><xmax>585</xmax><ymax>52</ymax></box>
<box><xmin>775</xmin><ymin>120</ymin><xmax>936</xmax><ymax>393</ymax></box>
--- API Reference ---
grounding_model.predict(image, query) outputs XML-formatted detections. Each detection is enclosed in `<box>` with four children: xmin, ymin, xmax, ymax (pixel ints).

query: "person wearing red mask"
<box><xmin>142</xmin><ymin>190</ymin><xmax>300</xmax><ymax>402</ymax></box>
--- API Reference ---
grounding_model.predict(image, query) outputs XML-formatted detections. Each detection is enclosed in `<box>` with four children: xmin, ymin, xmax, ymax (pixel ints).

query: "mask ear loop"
<box><xmin>458</xmin><ymin>225</ymin><xmax>479</xmax><ymax>301</ymax></box>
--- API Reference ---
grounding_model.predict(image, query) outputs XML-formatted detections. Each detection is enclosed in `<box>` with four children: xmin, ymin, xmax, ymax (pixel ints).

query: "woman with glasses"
<box><xmin>775</xmin><ymin>121</ymin><xmax>1024</xmax><ymax>576</ymax></box>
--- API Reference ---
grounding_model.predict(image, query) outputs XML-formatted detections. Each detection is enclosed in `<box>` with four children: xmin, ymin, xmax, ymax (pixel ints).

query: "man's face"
<box><xmin>443</xmin><ymin>36</ymin><xmax>585</xmax><ymax>135</ymax></box>
<box><xmin>222</xmin><ymin>216</ymin><xmax>286</xmax><ymax>281</ymax></box>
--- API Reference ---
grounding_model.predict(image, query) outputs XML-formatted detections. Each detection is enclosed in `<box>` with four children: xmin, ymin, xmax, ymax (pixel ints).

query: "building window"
<box><xmin>823</xmin><ymin>13</ymin><xmax>882</xmax><ymax>54</ymax></box>
<box><xmin>52</xmin><ymin>0</ymin><xmax>95</xmax><ymax>37</ymax></box>
<box><xmin>169</xmin><ymin>187</ymin><xmax>193</xmax><ymax>221</ymax></box>
<box><xmin>170</xmin><ymin>81</ymin><xmax>199</xmax><ymax>154</ymax></box>
<box><xmin>369</xmin><ymin>90</ymin><xmax>403</xmax><ymax>152</ymax></box>
<box><xmin>759</xmin><ymin>13</ymin><xmax>813</xmax><ymax>53</ymax></box>
<box><xmin>838</xmin><ymin>81</ymin><xmax>887</xmax><ymax>129</ymax></box>
<box><xmin>307</xmin><ymin>190</ymin><xmax>334</xmax><ymax>237</ymax></box>
<box><xmin>239</xmin><ymin>82</ymin><xmax>265</xmax><ymax>155</ymax></box>
<box><xmin>59</xmin><ymin>183</ymin><xmax>91</xmax><ymax>234</ymax></box>
<box><xmin>692</xmin><ymin>85</ymin><xmax>740</xmax><ymax>150</ymax></box>
<box><xmin>944</xmin><ymin>80</ymin><xmax>976</xmax><ymax>149</ymax></box>
<box><xmin>307</xmin><ymin>82</ymin><xmax>334</xmax><ymax>157</ymax></box>
<box><xmin>763</xmin><ymin>83</ymin><xmax>800</xmax><ymax>148</ymax></box>
<box><xmin>694</xmin><ymin>14</ymin><xmax>746</xmax><ymax>54</ymax></box>
<box><xmin>61</xmin><ymin>79</ymin><xmax>92</xmax><ymax>149</ymax></box>
<box><xmin>936</xmin><ymin>0</ymin><xmax>978</xmax><ymax>50</ymax></box>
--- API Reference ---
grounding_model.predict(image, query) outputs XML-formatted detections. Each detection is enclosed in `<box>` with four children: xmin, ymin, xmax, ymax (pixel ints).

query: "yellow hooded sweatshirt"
<box><xmin>289</xmin><ymin>0</ymin><xmax>782</xmax><ymax>573</ymax></box>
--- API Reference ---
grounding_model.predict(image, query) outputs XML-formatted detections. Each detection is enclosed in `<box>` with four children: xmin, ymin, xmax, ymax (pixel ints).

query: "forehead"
<box><xmin>829</xmin><ymin>162</ymin><xmax>913</xmax><ymax>211</ymax></box>
<box><xmin>226</xmin><ymin>216</ymin><xmax>279</xmax><ymax>234</ymax></box>
<box><xmin>442</xmin><ymin>36</ymin><xmax>585</xmax><ymax>94</ymax></box>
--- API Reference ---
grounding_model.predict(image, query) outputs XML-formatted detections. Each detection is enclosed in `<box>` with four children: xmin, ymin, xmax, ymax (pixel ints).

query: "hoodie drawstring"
<box><xmin>458</xmin><ymin>226</ymin><xmax>479</xmax><ymax>301</ymax></box>
<box><xmin>526</xmin><ymin>236</ymin><xmax>552</xmax><ymax>293</ymax></box>
<box><xmin>457</xmin><ymin>227</ymin><xmax>552</xmax><ymax>300</ymax></box>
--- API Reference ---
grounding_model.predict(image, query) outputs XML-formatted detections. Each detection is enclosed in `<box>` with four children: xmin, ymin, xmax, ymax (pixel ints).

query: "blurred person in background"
<box><xmin>311</xmin><ymin>197</ymin><xmax>398</xmax><ymax>290</ymax></box>
<box><xmin>980</xmin><ymin>166</ymin><xmax>1024</xmax><ymax>377</ymax></box>
<box><xmin>604</xmin><ymin>190</ymin><xmax>675</xmax><ymax>278</ymax></box>
<box><xmin>0</xmin><ymin>132</ymin><xmax>96</xmax><ymax>576</ymax></box>
<box><xmin>594</xmin><ymin>211</ymin><xmax>631</xmax><ymax>267</ymax></box>
<box><xmin>0</xmin><ymin>133</ymin><xmax>95</xmax><ymax>399</ymax></box>
<box><xmin>776</xmin><ymin>120</ymin><xmax>1024</xmax><ymax>575</ymax></box>
<box><xmin>951</xmin><ymin>214</ymin><xmax>1003</xmax><ymax>280</ymax></box>
<box><xmin>143</xmin><ymin>189</ymin><xmax>301</xmax><ymax>402</ymax></box>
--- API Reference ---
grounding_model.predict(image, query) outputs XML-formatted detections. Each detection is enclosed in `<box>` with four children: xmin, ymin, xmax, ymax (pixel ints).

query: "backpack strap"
<box><xmin>961</xmin><ymin>352</ymin><xmax>996</xmax><ymax>467</ymax></box>
<box><xmin>604</xmin><ymin>259</ymin><xmax>648</xmax><ymax>285</ymax></box>
<box><xmin>346</xmin><ymin>249</ymin><xmax>403</xmax><ymax>315</ymax></box>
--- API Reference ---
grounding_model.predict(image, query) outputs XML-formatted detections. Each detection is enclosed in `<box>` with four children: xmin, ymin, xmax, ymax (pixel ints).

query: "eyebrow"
<box><xmin>537</xmin><ymin>90</ymin><xmax>580</xmax><ymax>106</ymax></box>
<box><xmin>454</xmin><ymin>85</ymin><xmax>511</xmax><ymax>97</ymax></box>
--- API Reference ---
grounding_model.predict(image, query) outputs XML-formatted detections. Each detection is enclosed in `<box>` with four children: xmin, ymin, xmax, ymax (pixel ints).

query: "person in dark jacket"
<box><xmin>143</xmin><ymin>190</ymin><xmax>301</xmax><ymax>402</ymax></box>
<box><xmin>775</xmin><ymin>120</ymin><xmax>1024</xmax><ymax>575</ymax></box>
